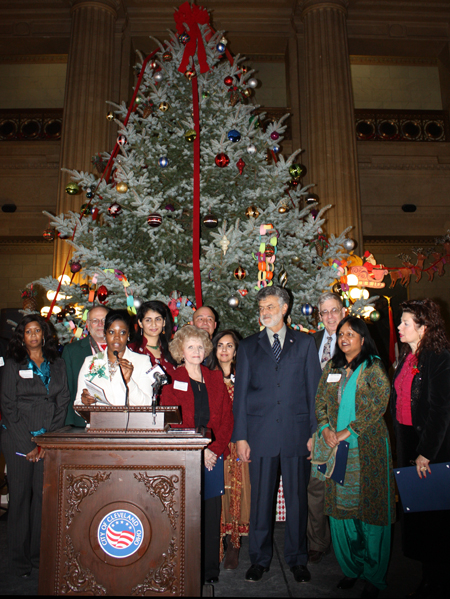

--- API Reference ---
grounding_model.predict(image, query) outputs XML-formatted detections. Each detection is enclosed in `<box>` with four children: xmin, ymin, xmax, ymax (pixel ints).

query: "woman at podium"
<box><xmin>160</xmin><ymin>325</ymin><xmax>234</xmax><ymax>585</ymax></box>
<box><xmin>75</xmin><ymin>311</ymin><xmax>153</xmax><ymax>407</ymax></box>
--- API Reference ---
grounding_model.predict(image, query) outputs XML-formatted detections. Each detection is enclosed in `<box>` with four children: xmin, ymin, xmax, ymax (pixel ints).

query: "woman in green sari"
<box><xmin>314</xmin><ymin>316</ymin><xmax>395</xmax><ymax>599</ymax></box>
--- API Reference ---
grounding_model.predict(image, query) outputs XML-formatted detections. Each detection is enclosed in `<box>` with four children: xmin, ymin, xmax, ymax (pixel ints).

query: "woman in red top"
<box><xmin>160</xmin><ymin>325</ymin><xmax>233</xmax><ymax>585</ymax></box>
<box><xmin>128</xmin><ymin>300</ymin><xmax>177</xmax><ymax>379</ymax></box>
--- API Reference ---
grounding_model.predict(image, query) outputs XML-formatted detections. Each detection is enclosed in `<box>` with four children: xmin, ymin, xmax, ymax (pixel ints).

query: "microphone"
<box><xmin>114</xmin><ymin>351</ymin><xmax>129</xmax><ymax>408</ymax></box>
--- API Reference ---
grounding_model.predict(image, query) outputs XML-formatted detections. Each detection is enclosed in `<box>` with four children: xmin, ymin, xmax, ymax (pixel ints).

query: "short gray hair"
<box><xmin>256</xmin><ymin>285</ymin><xmax>290</xmax><ymax>308</ymax></box>
<box><xmin>317</xmin><ymin>292</ymin><xmax>343</xmax><ymax>310</ymax></box>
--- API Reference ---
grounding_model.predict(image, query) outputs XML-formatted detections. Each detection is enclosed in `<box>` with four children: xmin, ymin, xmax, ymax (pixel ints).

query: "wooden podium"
<box><xmin>37</xmin><ymin>407</ymin><xmax>210</xmax><ymax>597</ymax></box>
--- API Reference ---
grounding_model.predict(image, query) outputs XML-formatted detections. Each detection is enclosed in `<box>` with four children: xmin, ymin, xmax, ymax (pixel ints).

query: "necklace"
<box><xmin>147</xmin><ymin>344</ymin><xmax>159</xmax><ymax>350</ymax></box>
<box><xmin>108</xmin><ymin>358</ymin><xmax>119</xmax><ymax>380</ymax></box>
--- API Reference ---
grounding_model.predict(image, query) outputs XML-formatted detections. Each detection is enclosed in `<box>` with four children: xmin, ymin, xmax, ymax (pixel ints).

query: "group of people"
<box><xmin>0</xmin><ymin>287</ymin><xmax>449</xmax><ymax>599</ymax></box>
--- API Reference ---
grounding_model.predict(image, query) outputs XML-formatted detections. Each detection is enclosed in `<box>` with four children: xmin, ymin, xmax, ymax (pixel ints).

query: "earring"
<box><xmin>42</xmin><ymin>338</ymin><xmax>45</xmax><ymax>346</ymax></box>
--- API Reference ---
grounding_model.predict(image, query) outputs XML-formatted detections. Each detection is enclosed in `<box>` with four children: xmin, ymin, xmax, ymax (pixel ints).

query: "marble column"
<box><xmin>53</xmin><ymin>0</ymin><xmax>119</xmax><ymax>276</ymax></box>
<box><xmin>301</xmin><ymin>0</ymin><xmax>363</xmax><ymax>250</ymax></box>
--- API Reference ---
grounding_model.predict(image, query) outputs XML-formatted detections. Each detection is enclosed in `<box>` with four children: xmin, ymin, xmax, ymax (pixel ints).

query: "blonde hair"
<box><xmin>169</xmin><ymin>325</ymin><xmax>213</xmax><ymax>364</ymax></box>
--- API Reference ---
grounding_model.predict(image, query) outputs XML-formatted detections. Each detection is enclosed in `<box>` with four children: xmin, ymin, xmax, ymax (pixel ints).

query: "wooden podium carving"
<box><xmin>37</xmin><ymin>407</ymin><xmax>210</xmax><ymax>597</ymax></box>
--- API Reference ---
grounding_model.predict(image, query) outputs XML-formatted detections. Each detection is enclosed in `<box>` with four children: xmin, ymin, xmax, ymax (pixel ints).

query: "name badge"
<box><xmin>327</xmin><ymin>373</ymin><xmax>341</xmax><ymax>383</ymax></box>
<box><xmin>19</xmin><ymin>369</ymin><xmax>33</xmax><ymax>379</ymax></box>
<box><xmin>174</xmin><ymin>380</ymin><xmax>188</xmax><ymax>392</ymax></box>
<box><xmin>0</xmin><ymin>357</ymin><xmax>4</xmax><ymax>367</ymax></box>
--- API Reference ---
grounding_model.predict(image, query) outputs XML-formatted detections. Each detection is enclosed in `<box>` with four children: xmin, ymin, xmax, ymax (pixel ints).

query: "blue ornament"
<box><xmin>216</xmin><ymin>43</ymin><xmax>226</xmax><ymax>53</ymax></box>
<box><xmin>158</xmin><ymin>157</ymin><xmax>169</xmax><ymax>168</ymax></box>
<box><xmin>301</xmin><ymin>303</ymin><xmax>313</xmax><ymax>316</ymax></box>
<box><xmin>272</xmin><ymin>145</ymin><xmax>281</xmax><ymax>153</ymax></box>
<box><xmin>227</xmin><ymin>129</ymin><xmax>241</xmax><ymax>143</ymax></box>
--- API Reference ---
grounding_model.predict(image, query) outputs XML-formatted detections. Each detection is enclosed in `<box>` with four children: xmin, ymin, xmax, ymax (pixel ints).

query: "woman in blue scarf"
<box><xmin>314</xmin><ymin>316</ymin><xmax>395</xmax><ymax>599</ymax></box>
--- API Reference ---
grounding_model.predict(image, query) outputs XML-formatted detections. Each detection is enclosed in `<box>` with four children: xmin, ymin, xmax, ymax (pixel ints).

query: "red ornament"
<box><xmin>108</xmin><ymin>202</ymin><xmax>122</xmax><ymax>217</ymax></box>
<box><xmin>236</xmin><ymin>158</ymin><xmax>245</xmax><ymax>175</ymax></box>
<box><xmin>238</xmin><ymin>289</ymin><xmax>248</xmax><ymax>297</ymax></box>
<box><xmin>215</xmin><ymin>153</ymin><xmax>230</xmax><ymax>168</ymax></box>
<box><xmin>224</xmin><ymin>76</ymin><xmax>233</xmax><ymax>86</ymax></box>
<box><xmin>43</xmin><ymin>228</ymin><xmax>55</xmax><ymax>241</ymax></box>
<box><xmin>70</xmin><ymin>261</ymin><xmax>82</xmax><ymax>274</ymax></box>
<box><xmin>147</xmin><ymin>213</ymin><xmax>162</xmax><ymax>227</ymax></box>
<box><xmin>97</xmin><ymin>285</ymin><xmax>109</xmax><ymax>303</ymax></box>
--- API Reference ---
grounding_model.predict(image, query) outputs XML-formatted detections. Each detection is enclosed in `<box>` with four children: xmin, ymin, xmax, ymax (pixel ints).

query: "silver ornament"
<box><xmin>248</xmin><ymin>78</ymin><xmax>258</xmax><ymax>88</ymax></box>
<box><xmin>343</xmin><ymin>238</ymin><xmax>355</xmax><ymax>251</ymax></box>
<box><xmin>154</xmin><ymin>72</ymin><xmax>164</xmax><ymax>83</ymax></box>
<box><xmin>228</xmin><ymin>295</ymin><xmax>240</xmax><ymax>308</ymax></box>
<box><xmin>247</xmin><ymin>144</ymin><xmax>257</xmax><ymax>154</ymax></box>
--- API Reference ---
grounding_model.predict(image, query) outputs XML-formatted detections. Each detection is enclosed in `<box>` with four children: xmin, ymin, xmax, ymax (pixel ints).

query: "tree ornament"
<box><xmin>247</xmin><ymin>144</ymin><xmax>257</xmax><ymax>154</ymax></box>
<box><xmin>216</xmin><ymin>42</ymin><xmax>226</xmax><ymax>53</ymax></box>
<box><xmin>116</xmin><ymin>181</ymin><xmax>128</xmax><ymax>193</ymax></box>
<box><xmin>158</xmin><ymin>101</ymin><xmax>170</xmax><ymax>112</ymax></box>
<box><xmin>108</xmin><ymin>202</ymin><xmax>122</xmax><ymax>217</ymax></box>
<box><xmin>133</xmin><ymin>297</ymin><xmax>143</xmax><ymax>310</ymax></box>
<box><xmin>305</xmin><ymin>193</ymin><xmax>319</xmax><ymax>204</ymax></box>
<box><xmin>273</xmin><ymin>144</ymin><xmax>281</xmax><ymax>153</ymax></box>
<box><xmin>289</xmin><ymin>163</ymin><xmax>307</xmax><ymax>179</ymax></box>
<box><xmin>229</xmin><ymin>89</ymin><xmax>240</xmax><ymax>106</ymax></box>
<box><xmin>278</xmin><ymin>201</ymin><xmax>290</xmax><ymax>214</ymax></box>
<box><xmin>80</xmin><ymin>284</ymin><xmax>89</xmax><ymax>295</ymax></box>
<box><xmin>220</xmin><ymin>35</ymin><xmax>228</xmax><ymax>45</ymax></box>
<box><xmin>43</xmin><ymin>228</ymin><xmax>55</xmax><ymax>241</ymax></box>
<box><xmin>80</xmin><ymin>203</ymin><xmax>90</xmax><ymax>216</ymax></box>
<box><xmin>57</xmin><ymin>231</ymin><xmax>68</xmax><ymax>240</ymax></box>
<box><xmin>203</xmin><ymin>213</ymin><xmax>218</xmax><ymax>228</ymax></box>
<box><xmin>149</xmin><ymin>60</ymin><xmax>157</xmax><ymax>69</ymax></box>
<box><xmin>184</xmin><ymin>68</ymin><xmax>196</xmax><ymax>81</ymax></box>
<box><xmin>56</xmin><ymin>312</ymin><xmax>65</xmax><ymax>323</ymax></box>
<box><xmin>278</xmin><ymin>266</ymin><xmax>288</xmax><ymax>287</ymax></box>
<box><xmin>158</xmin><ymin>156</ymin><xmax>169</xmax><ymax>168</ymax></box>
<box><xmin>301</xmin><ymin>303</ymin><xmax>314</xmax><ymax>316</ymax></box>
<box><xmin>85</xmin><ymin>188</ymin><xmax>94</xmax><ymax>199</ymax></box>
<box><xmin>370</xmin><ymin>310</ymin><xmax>381</xmax><ymax>322</ymax></box>
<box><xmin>291</xmin><ymin>256</ymin><xmax>302</xmax><ymax>266</ymax></box>
<box><xmin>135</xmin><ymin>97</ymin><xmax>142</xmax><ymax>105</ymax></box>
<box><xmin>106</xmin><ymin>111</ymin><xmax>114</xmax><ymax>121</ymax></box>
<box><xmin>165</xmin><ymin>203</ymin><xmax>175</xmax><ymax>211</ymax></box>
<box><xmin>97</xmin><ymin>285</ymin><xmax>109</xmax><ymax>303</ymax></box>
<box><xmin>162</xmin><ymin>51</ymin><xmax>173</xmax><ymax>62</ymax></box>
<box><xmin>343</xmin><ymin>238</ymin><xmax>356</xmax><ymax>251</ymax></box>
<box><xmin>228</xmin><ymin>295</ymin><xmax>240</xmax><ymax>308</ymax></box>
<box><xmin>70</xmin><ymin>260</ymin><xmax>82</xmax><ymax>273</ymax></box>
<box><xmin>333</xmin><ymin>283</ymin><xmax>342</xmax><ymax>294</ymax></box>
<box><xmin>242</xmin><ymin>88</ymin><xmax>252</xmax><ymax>98</ymax></box>
<box><xmin>219</xmin><ymin>235</ymin><xmax>230</xmax><ymax>255</ymax></box>
<box><xmin>65</xmin><ymin>305</ymin><xmax>76</xmax><ymax>316</ymax></box>
<box><xmin>245</xmin><ymin>205</ymin><xmax>260</xmax><ymax>218</ymax></box>
<box><xmin>224</xmin><ymin>76</ymin><xmax>234</xmax><ymax>86</ymax></box>
<box><xmin>271</xmin><ymin>131</ymin><xmax>280</xmax><ymax>140</ymax></box>
<box><xmin>315</xmin><ymin>240</ymin><xmax>324</xmax><ymax>257</ymax></box>
<box><xmin>289</xmin><ymin>179</ymin><xmax>300</xmax><ymax>189</ymax></box>
<box><xmin>185</xmin><ymin>129</ymin><xmax>196</xmax><ymax>142</ymax></box>
<box><xmin>117</xmin><ymin>134</ymin><xmax>127</xmax><ymax>146</ymax></box>
<box><xmin>147</xmin><ymin>213</ymin><xmax>162</xmax><ymax>227</ymax></box>
<box><xmin>249</xmin><ymin>115</ymin><xmax>260</xmax><ymax>129</ymax></box>
<box><xmin>215</xmin><ymin>153</ymin><xmax>230</xmax><ymax>168</ymax></box>
<box><xmin>154</xmin><ymin>72</ymin><xmax>163</xmax><ymax>83</ymax></box>
<box><xmin>202</xmin><ymin>91</ymin><xmax>210</xmax><ymax>99</ymax></box>
<box><xmin>265</xmin><ymin>245</ymin><xmax>275</xmax><ymax>257</ymax></box>
<box><xmin>227</xmin><ymin>129</ymin><xmax>241</xmax><ymax>143</ymax></box>
<box><xmin>311</xmin><ymin>208</ymin><xmax>319</xmax><ymax>219</ymax></box>
<box><xmin>65</xmin><ymin>182</ymin><xmax>80</xmax><ymax>195</ymax></box>
<box><xmin>248</xmin><ymin>78</ymin><xmax>258</xmax><ymax>88</ymax></box>
<box><xmin>234</xmin><ymin>266</ymin><xmax>247</xmax><ymax>280</ymax></box>
<box><xmin>178</xmin><ymin>32</ymin><xmax>190</xmax><ymax>44</ymax></box>
<box><xmin>240</xmin><ymin>65</ymin><xmax>248</xmax><ymax>74</ymax></box>
<box><xmin>143</xmin><ymin>106</ymin><xmax>153</xmax><ymax>118</ymax></box>
<box><xmin>236</xmin><ymin>158</ymin><xmax>245</xmax><ymax>174</ymax></box>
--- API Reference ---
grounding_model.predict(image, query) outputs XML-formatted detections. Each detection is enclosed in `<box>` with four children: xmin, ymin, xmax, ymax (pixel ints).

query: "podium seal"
<box><xmin>98</xmin><ymin>509</ymin><xmax>144</xmax><ymax>559</ymax></box>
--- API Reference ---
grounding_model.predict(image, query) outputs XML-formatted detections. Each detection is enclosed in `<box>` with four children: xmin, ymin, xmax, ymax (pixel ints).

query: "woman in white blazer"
<box><xmin>75</xmin><ymin>311</ymin><xmax>153</xmax><ymax>407</ymax></box>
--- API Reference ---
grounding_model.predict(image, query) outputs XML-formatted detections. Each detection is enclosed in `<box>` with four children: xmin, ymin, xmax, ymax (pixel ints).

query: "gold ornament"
<box><xmin>162</xmin><ymin>51</ymin><xmax>173</xmax><ymax>62</ymax></box>
<box><xmin>234</xmin><ymin>266</ymin><xmax>247</xmax><ymax>280</ymax></box>
<box><xmin>242</xmin><ymin>88</ymin><xmax>252</xmax><ymax>98</ymax></box>
<box><xmin>116</xmin><ymin>182</ymin><xmax>128</xmax><ymax>194</ymax></box>
<box><xmin>278</xmin><ymin>201</ymin><xmax>290</xmax><ymax>214</ymax></box>
<box><xmin>106</xmin><ymin>111</ymin><xmax>114</xmax><ymax>121</ymax></box>
<box><xmin>185</xmin><ymin>129</ymin><xmax>197</xmax><ymax>142</ymax></box>
<box><xmin>291</xmin><ymin>256</ymin><xmax>302</xmax><ymax>266</ymax></box>
<box><xmin>158</xmin><ymin>101</ymin><xmax>170</xmax><ymax>112</ymax></box>
<box><xmin>219</xmin><ymin>235</ymin><xmax>230</xmax><ymax>255</ymax></box>
<box><xmin>245</xmin><ymin>205</ymin><xmax>260</xmax><ymax>219</ymax></box>
<box><xmin>278</xmin><ymin>266</ymin><xmax>288</xmax><ymax>287</ymax></box>
<box><xmin>185</xmin><ymin>68</ymin><xmax>196</xmax><ymax>81</ymax></box>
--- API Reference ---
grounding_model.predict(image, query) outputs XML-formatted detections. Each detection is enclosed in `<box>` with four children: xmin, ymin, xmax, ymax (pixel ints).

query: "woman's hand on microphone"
<box><xmin>118</xmin><ymin>358</ymin><xmax>134</xmax><ymax>384</ymax></box>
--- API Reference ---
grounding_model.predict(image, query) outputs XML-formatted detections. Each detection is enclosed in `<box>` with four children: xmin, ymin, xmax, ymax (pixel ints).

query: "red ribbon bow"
<box><xmin>174</xmin><ymin>2</ymin><xmax>211</xmax><ymax>74</ymax></box>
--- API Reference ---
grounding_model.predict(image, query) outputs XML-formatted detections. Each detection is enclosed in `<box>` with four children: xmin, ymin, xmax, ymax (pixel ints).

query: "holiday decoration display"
<box><xmin>245</xmin><ymin>205</ymin><xmax>260</xmax><ymax>219</ymax></box>
<box><xmin>227</xmin><ymin>129</ymin><xmax>241</xmax><ymax>142</ymax></box>
<box><xmin>70</xmin><ymin>261</ymin><xmax>82</xmax><ymax>274</ymax></box>
<box><xmin>154</xmin><ymin>72</ymin><xmax>164</xmax><ymax>83</ymax></box>
<box><xmin>97</xmin><ymin>285</ymin><xmax>109</xmax><ymax>303</ymax></box>
<box><xmin>236</xmin><ymin>158</ymin><xmax>245</xmax><ymax>174</ymax></box>
<box><xmin>185</xmin><ymin>129</ymin><xmax>196</xmax><ymax>142</ymax></box>
<box><xmin>301</xmin><ymin>303</ymin><xmax>313</xmax><ymax>316</ymax></box>
<box><xmin>65</xmin><ymin>182</ymin><xmax>80</xmax><ymax>195</ymax></box>
<box><xmin>43</xmin><ymin>228</ymin><xmax>55</xmax><ymax>241</ymax></box>
<box><xmin>116</xmin><ymin>182</ymin><xmax>128</xmax><ymax>193</ymax></box>
<box><xmin>343</xmin><ymin>238</ymin><xmax>356</xmax><ymax>251</ymax></box>
<box><xmin>158</xmin><ymin>157</ymin><xmax>169</xmax><ymax>167</ymax></box>
<box><xmin>117</xmin><ymin>134</ymin><xmax>127</xmax><ymax>146</ymax></box>
<box><xmin>234</xmin><ymin>266</ymin><xmax>246</xmax><ymax>280</ymax></box>
<box><xmin>224</xmin><ymin>76</ymin><xmax>233</xmax><ymax>86</ymax></box>
<box><xmin>147</xmin><ymin>213</ymin><xmax>163</xmax><ymax>227</ymax></box>
<box><xmin>162</xmin><ymin>51</ymin><xmax>173</xmax><ymax>62</ymax></box>
<box><xmin>228</xmin><ymin>295</ymin><xmax>240</xmax><ymax>308</ymax></box>
<box><xmin>108</xmin><ymin>202</ymin><xmax>122</xmax><ymax>217</ymax></box>
<box><xmin>85</xmin><ymin>188</ymin><xmax>94</xmax><ymax>199</ymax></box>
<box><xmin>248</xmin><ymin>78</ymin><xmax>258</xmax><ymax>88</ymax></box>
<box><xmin>215</xmin><ymin>153</ymin><xmax>230</xmax><ymax>167</ymax></box>
<box><xmin>289</xmin><ymin>163</ymin><xmax>307</xmax><ymax>179</ymax></box>
<box><xmin>158</xmin><ymin>101</ymin><xmax>170</xmax><ymax>112</ymax></box>
<box><xmin>106</xmin><ymin>111</ymin><xmax>114</xmax><ymax>120</ymax></box>
<box><xmin>203</xmin><ymin>213</ymin><xmax>218</xmax><ymax>228</ymax></box>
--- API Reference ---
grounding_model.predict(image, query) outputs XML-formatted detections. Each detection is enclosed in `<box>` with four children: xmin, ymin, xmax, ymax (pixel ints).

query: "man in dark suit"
<box><xmin>232</xmin><ymin>286</ymin><xmax>321</xmax><ymax>583</ymax></box>
<box><xmin>62</xmin><ymin>306</ymin><xmax>109</xmax><ymax>426</ymax></box>
<box><xmin>307</xmin><ymin>292</ymin><xmax>346</xmax><ymax>563</ymax></box>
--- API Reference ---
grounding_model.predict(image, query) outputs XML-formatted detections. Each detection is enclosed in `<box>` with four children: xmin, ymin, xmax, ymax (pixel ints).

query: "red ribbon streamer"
<box><xmin>175</xmin><ymin>2</ymin><xmax>210</xmax><ymax>74</ymax></box>
<box><xmin>191</xmin><ymin>71</ymin><xmax>203</xmax><ymax>308</ymax></box>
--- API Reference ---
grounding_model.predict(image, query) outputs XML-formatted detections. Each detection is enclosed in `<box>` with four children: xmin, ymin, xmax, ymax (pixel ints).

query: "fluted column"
<box><xmin>53</xmin><ymin>0</ymin><xmax>119</xmax><ymax>276</ymax></box>
<box><xmin>301</xmin><ymin>0</ymin><xmax>363</xmax><ymax>249</ymax></box>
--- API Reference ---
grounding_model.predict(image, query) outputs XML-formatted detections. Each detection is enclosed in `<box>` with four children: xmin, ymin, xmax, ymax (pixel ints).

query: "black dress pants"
<box><xmin>1</xmin><ymin>429</ymin><xmax>44</xmax><ymax>575</ymax></box>
<box><xmin>202</xmin><ymin>495</ymin><xmax>222</xmax><ymax>581</ymax></box>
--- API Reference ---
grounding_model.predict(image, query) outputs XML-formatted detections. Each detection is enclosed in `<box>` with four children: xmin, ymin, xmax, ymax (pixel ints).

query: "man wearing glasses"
<box><xmin>307</xmin><ymin>292</ymin><xmax>346</xmax><ymax>563</ymax></box>
<box><xmin>62</xmin><ymin>306</ymin><xmax>109</xmax><ymax>426</ymax></box>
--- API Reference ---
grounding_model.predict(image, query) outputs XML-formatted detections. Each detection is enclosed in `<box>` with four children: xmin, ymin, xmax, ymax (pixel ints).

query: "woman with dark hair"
<box><xmin>128</xmin><ymin>300</ymin><xmax>176</xmax><ymax>376</ymax></box>
<box><xmin>0</xmin><ymin>314</ymin><xmax>70</xmax><ymax>577</ymax></box>
<box><xmin>391</xmin><ymin>299</ymin><xmax>450</xmax><ymax>599</ymax></box>
<box><xmin>207</xmin><ymin>331</ymin><xmax>250</xmax><ymax>570</ymax></box>
<box><xmin>75</xmin><ymin>311</ymin><xmax>153</xmax><ymax>407</ymax></box>
<box><xmin>313</xmin><ymin>316</ymin><xmax>395</xmax><ymax>599</ymax></box>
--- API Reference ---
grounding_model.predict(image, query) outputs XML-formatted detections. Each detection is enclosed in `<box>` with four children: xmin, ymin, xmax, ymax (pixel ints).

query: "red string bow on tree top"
<box><xmin>174</xmin><ymin>2</ymin><xmax>211</xmax><ymax>74</ymax></box>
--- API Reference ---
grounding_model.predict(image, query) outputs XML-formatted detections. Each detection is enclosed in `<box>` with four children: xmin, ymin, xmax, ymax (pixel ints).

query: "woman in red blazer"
<box><xmin>160</xmin><ymin>325</ymin><xmax>233</xmax><ymax>585</ymax></box>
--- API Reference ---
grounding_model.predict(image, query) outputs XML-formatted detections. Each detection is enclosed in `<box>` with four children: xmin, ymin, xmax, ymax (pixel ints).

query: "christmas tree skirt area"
<box><xmin>0</xmin><ymin>518</ymin><xmax>421</xmax><ymax>596</ymax></box>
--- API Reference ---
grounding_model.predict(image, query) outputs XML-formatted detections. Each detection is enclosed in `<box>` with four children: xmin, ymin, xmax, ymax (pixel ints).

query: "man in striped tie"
<box><xmin>232</xmin><ymin>286</ymin><xmax>321</xmax><ymax>584</ymax></box>
<box><xmin>307</xmin><ymin>292</ymin><xmax>346</xmax><ymax>564</ymax></box>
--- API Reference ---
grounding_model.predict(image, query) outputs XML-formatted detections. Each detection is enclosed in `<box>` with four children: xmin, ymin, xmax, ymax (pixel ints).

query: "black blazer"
<box><xmin>391</xmin><ymin>349</ymin><xmax>450</xmax><ymax>462</ymax></box>
<box><xmin>0</xmin><ymin>357</ymin><xmax>71</xmax><ymax>453</ymax></box>
<box><xmin>312</xmin><ymin>329</ymin><xmax>325</xmax><ymax>352</ymax></box>
<box><xmin>231</xmin><ymin>327</ymin><xmax>321</xmax><ymax>457</ymax></box>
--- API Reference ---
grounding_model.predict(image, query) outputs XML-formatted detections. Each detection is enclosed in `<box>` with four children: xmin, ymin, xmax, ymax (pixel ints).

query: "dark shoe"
<box><xmin>223</xmin><ymin>543</ymin><xmax>239</xmax><ymax>570</ymax></box>
<box><xmin>205</xmin><ymin>576</ymin><xmax>219</xmax><ymax>584</ymax></box>
<box><xmin>337</xmin><ymin>576</ymin><xmax>357</xmax><ymax>589</ymax></box>
<box><xmin>245</xmin><ymin>564</ymin><xmax>269</xmax><ymax>582</ymax></box>
<box><xmin>308</xmin><ymin>547</ymin><xmax>331</xmax><ymax>564</ymax></box>
<box><xmin>290</xmin><ymin>565</ymin><xmax>311</xmax><ymax>583</ymax></box>
<box><xmin>361</xmin><ymin>581</ymin><xmax>379</xmax><ymax>598</ymax></box>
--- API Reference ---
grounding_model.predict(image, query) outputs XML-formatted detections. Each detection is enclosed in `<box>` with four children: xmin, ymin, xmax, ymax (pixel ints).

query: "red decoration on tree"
<box><xmin>215</xmin><ymin>153</ymin><xmax>230</xmax><ymax>168</ymax></box>
<box><xmin>174</xmin><ymin>2</ymin><xmax>210</xmax><ymax>74</ymax></box>
<box><xmin>108</xmin><ymin>202</ymin><xmax>122</xmax><ymax>217</ymax></box>
<box><xmin>97</xmin><ymin>285</ymin><xmax>109</xmax><ymax>303</ymax></box>
<box><xmin>236</xmin><ymin>158</ymin><xmax>245</xmax><ymax>174</ymax></box>
<box><xmin>224</xmin><ymin>76</ymin><xmax>233</xmax><ymax>86</ymax></box>
<box><xmin>70</xmin><ymin>261</ymin><xmax>82</xmax><ymax>274</ymax></box>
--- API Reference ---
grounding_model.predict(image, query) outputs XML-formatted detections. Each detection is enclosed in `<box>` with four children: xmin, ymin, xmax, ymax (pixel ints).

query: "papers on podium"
<box><xmin>85</xmin><ymin>380</ymin><xmax>112</xmax><ymax>406</ymax></box>
<box><xmin>394</xmin><ymin>462</ymin><xmax>450</xmax><ymax>513</ymax></box>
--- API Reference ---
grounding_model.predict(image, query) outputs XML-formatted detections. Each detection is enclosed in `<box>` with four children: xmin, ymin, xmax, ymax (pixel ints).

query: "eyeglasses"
<box><xmin>89</xmin><ymin>319</ymin><xmax>105</xmax><ymax>326</ymax></box>
<box><xmin>320</xmin><ymin>308</ymin><xmax>340</xmax><ymax>317</ymax></box>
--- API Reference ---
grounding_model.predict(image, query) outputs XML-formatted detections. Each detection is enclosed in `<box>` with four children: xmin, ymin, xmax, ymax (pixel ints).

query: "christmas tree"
<box><xmin>35</xmin><ymin>2</ymin><xmax>352</xmax><ymax>342</ymax></box>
